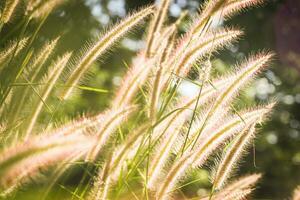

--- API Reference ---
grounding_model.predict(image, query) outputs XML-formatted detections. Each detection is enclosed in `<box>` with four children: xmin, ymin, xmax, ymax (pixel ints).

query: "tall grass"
<box><xmin>0</xmin><ymin>0</ymin><xmax>289</xmax><ymax>199</ymax></box>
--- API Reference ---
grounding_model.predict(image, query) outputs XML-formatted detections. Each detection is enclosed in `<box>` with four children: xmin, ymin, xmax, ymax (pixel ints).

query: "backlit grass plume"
<box><xmin>156</xmin><ymin>106</ymin><xmax>272</xmax><ymax>200</ymax></box>
<box><xmin>293</xmin><ymin>186</ymin><xmax>300</xmax><ymax>200</ymax></box>
<box><xmin>0</xmin><ymin>0</ymin><xmax>289</xmax><ymax>199</ymax></box>
<box><xmin>60</xmin><ymin>6</ymin><xmax>153</xmax><ymax>100</ymax></box>
<box><xmin>199</xmin><ymin>174</ymin><xmax>262</xmax><ymax>200</ymax></box>
<box><xmin>0</xmin><ymin>128</ymin><xmax>95</xmax><ymax>195</ymax></box>
<box><xmin>7</xmin><ymin>38</ymin><xmax>59</xmax><ymax>126</ymax></box>
<box><xmin>0</xmin><ymin>38</ymin><xmax>28</xmax><ymax>66</ymax></box>
<box><xmin>30</xmin><ymin>0</ymin><xmax>66</xmax><ymax>19</ymax></box>
<box><xmin>24</xmin><ymin>53</ymin><xmax>72</xmax><ymax>139</ymax></box>
<box><xmin>145</xmin><ymin>0</ymin><xmax>171</xmax><ymax>57</ymax></box>
<box><xmin>0</xmin><ymin>0</ymin><xmax>20</xmax><ymax>24</ymax></box>
<box><xmin>212</xmin><ymin>124</ymin><xmax>257</xmax><ymax>189</ymax></box>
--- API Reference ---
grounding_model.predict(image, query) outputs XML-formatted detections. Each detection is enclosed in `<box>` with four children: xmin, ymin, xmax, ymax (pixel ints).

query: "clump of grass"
<box><xmin>0</xmin><ymin>0</ymin><xmax>287</xmax><ymax>199</ymax></box>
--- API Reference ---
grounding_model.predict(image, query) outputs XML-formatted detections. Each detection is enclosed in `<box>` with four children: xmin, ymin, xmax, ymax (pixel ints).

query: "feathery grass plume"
<box><xmin>201</xmin><ymin>59</ymin><xmax>212</xmax><ymax>82</ymax></box>
<box><xmin>202</xmin><ymin>174</ymin><xmax>261</xmax><ymax>200</ymax></box>
<box><xmin>25</xmin><ymin>0</ymin><xmax>42</xmax><ymax>15</ymax></box>
<box><xmin>86</xmin><ymin>105</ymin><xmax>137</xmax><ymax>161</ymax></box>
<box><xmin>149</xmin><ymin>27</ymin><xmax>176</xmax><ymax>120</ymax></box>
<box><xmin>147</xmin><ymin>90</ymin><xmax>221</xmax><ymax>184</ymax></box>
<box><xmin>151</xmin><ymin>10</ymin><xmax>186</xmax><ymax>55</ymax></box>
<box><xmin>25</xmin><ymin>0</ymin><xmax>39</xmax><ymax>11</ymax></box>
<box><xmin>46</xmin><ymin>107</ymin><xmax>135</xmax><ymax>151</ymax></box>
<box><xmin>201</xmin><ymin>188</ymin><xmax>253</xmax><ymax>200</ymax></box>
<box><xmin>0</xmin><ymin>37</ymin><xmax>30</xmax><ymax>112</ymax></box>
<box><xmin>90</xmin><ymin>156</ymin><xmax>113</xmax><ymax>200</ymax></box>
<box><xmin>0</xmin><ymin>38</ymin><xmax>28</xmax><ymax>67</ymax></box>
<box><xmin>47</xmin><ymin>116</ymin><xmax>94</xmax><ymax>137</ymax></box>
<box><xmin>0</xmin><ymin>124</ymin><xmax>5</xmax><ymax>133</ymax></box>
<box><xmin>149</xmin><ymin>81</ymin><xmax>223</xmax><ymax>143</ymax></box>
<box><xmin>30</xmin><ymin>0</ymin><xmax>66</xmax><ymax>19</ymax></box>
<box><xmin>148</xmin><ymin>77</ymin><xmax>229</xmax><ymax>151</ymax></box>
<box><xmin>60</xmin><ymin>6</ymin><xmax>153</xmax><ymax>100</ymax></box>
<box><xmin>189</xmin><ymin>0</ymin><xmax>228</xmax><ymax>37</ymax></box>
<box><xmin>223</xmin><ymin>173</ymin><xmax>262</xmax><ymax>192</ymax></box>
<box><xmin>0</xmin><ymin>124</ymin><xmax>7</xmax><ymax>142</ymax></box>
<box><xmin>189</xmin><ymin>53</ymin><xmax>273</xmax><ymax>148</ymax></box>
<box><xmin>0</xmin><ymin>129</ymin><xmax>89</xmax><ymax>177</ymax></box>
<box><xmin>1</xmin><ymin>146</ymin><xmax>82</xmax><ymax>195</ymax></box>
<box><xmin>147</xmin><ymin>100</ymin><xmax>191</xmax><ymax>190</ymax></box>
<box><xmin>145</xmin><ymin>0</ymin><xmax>171</xmax><ymax>58</ymax></box>
<box><xmin>165</xmin><ymin>60</ymin><xmax>213</xmax><ymax>154</ymax></box>
<box><xmin>38</xmin><ymin>153</ymin><xmax>84</xmax><ymax>200</ymax></box>
<box><xmin>168</xmin><ymin>0</ymin><xmax>263</xmax><ymax>75</ymax></box>
<box><xmin>156</xmin><ymin>105</ymin><xmax>271</xmax><ymax>200</ymax></box>
<box><xmin>155</xmin><ymin>75</ymin><xmax>230</xmax><ymax>123</ymax></box>
<box><xmin>0</xmin><ymin>0</ymin><xmax>20</xmax><ymax>23</ymax></box>
<box><xmin>190</xmin><ymin>0</ymin><xmax>264</xmax><ymax>37</ymax></box>
<box><xmin>94</xmin><ymin>107</ymin><xmax>186</xmax><ymax>196</ymax></box>
<box><xmin>180</xmin><ymin>76</ymin><xmax>230</xmax><ymax>110</ymax></box>
<box><xmin>27</xmin><ymin>38</ymin><xmax>59</xmax><ymax>81</ymax></box>
<box><xmin>153</xmin><ymin>25</ymin><xmax>177</xmax><ymax>60</ymax></box>
<box><xmin>146</xmin><ymin>22</ymin><xmax>179</xmax><ymax>109</ymax></box>
<box><xmin>191</xmin><ymin>103</ymin><xmax>274</xmax><ymax>157</ymax></box>
<box><xmin>88</xmin><ymin>125</ymin><xmax>149</xmax><ymax>200</ymax></box>
<box><xmin>24</xmin><ymin>53</ymin><xmax>72</xmax><ymax>139</ymax></box>
<box><xmin>112</xmin><ymin>55</ymin><xmax>155</xmax><ymax>107</ymax></box>
<box><xmin>0</xmin><ymin>131</ymin><xmax>94</xmax><ymax>195</ymax></box>
<box><xmin>212</xmin><ymin>123</ymin><xmax>257</xmax><ymax>190</ymax></box>
<box><xmin>221</xmin><ymin>188</ymin><xmax>253</xmax><ymax>200</ymax></box>
<box><xmin>222</xmin><ymin>0</ymin><xmax>265</xmax><ymax>19</ymax></box>
<box><xmin>148</xmin><ymin>69</ymin><xmax>166</xmax><ymax>116</ymax></box>
<box><xmin>173</xmin><ymin>28</ymin><xmax>242</xmax><ymax>77</ymax></box>
<box><xmin>109</xmin><ymin>125</ymin><xmax>150</xmax><ymax>181</ymax></box>
<box><xmin>8</xmin><ymin>38</ymin><xmax>59</xmax><ymax>124</ymax></box>
<box><xmin>293</xmin><ymin>186</ymin><xmax>300</xmax><ymax>200</ymax></box>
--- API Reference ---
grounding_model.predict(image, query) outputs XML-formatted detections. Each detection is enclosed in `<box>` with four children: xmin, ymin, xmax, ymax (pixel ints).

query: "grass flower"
<box><xmin>1</xmin><ymin>0</ymin><xmax>20</xmax><ymax>23</ymax></box>
<box><xmin>60</xmin><ymin>6</ymin><xmax>153</xmax><ymax>100</ymax></box>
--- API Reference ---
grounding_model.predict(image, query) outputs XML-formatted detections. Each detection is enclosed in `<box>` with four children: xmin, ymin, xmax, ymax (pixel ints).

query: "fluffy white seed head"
<box><xmin>60</xmin><ymin>6</ymin><xmax>153</xmax><ymax>100</ymax></box>
<box><xmin>0</xmin><ymin>38</ymin><xmax>28</xmax><ymax>65</ymax></box>
<box><xmin>31</xmin><ymin>0</ymin><xmax>65</xmax><ymax>19</ymax></box>
<box><xmin>293</xmin><ymin>186</ymin><xmax>300</xmax><ymax>200</ymax></box>
<box><xmin>212</xmin><ymin>124</ymin><xmax>257</xmax><ymax>189</ymax></box>
<box><xmin>172</xmin><ymin>28</ymin><xmax>242</xmax><ymax>77</ymax></box>
<box><xmin>145</xmin><ymin>0</ymin><xmax>172</xmax><ymax>57</ymax></box>
<box><xmin>113</xmin><ymin>55</ymin><xmax>155</xmax><ymax>108</ymax></box>
<box><xmin>156</xmin><ymin>104</ymin><xmax>272</xmax><ymax>200</ymax></box>
<box><xmin>1</xmin><ymin>0</ymin><xmax>20</xmax><ymax>23</ymax></box>
<box><xmin>0</xmin><ymin>129</ymin><xmax>94</xmax><ymax>193</ymax></box>
<box><xmin>190</xmin><ymin>52</ymin><xmax>273</xmax><ymax>145</ymax></box>
<box><xmin>86</xmin><ymin>105</ymin><xmax>136</xmax><ymax>161</ymax></box>
<box><xmin>24</xmin><ymin>53</ymin><xmax>72</xmax><ymax>139</ymax></box>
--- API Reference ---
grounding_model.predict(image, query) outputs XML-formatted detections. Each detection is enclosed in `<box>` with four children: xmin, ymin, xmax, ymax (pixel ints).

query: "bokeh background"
<box><xmin>3</xmin><ymin>0</ymin><xmax>300</xmax><ymax>199</ymax></box>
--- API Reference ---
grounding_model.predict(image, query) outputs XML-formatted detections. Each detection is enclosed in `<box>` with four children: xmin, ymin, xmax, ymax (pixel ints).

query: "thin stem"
<box><xmin>208</xmin><ymin>185</ymin><xmax>216</xmax><ymax>200</ymax></box>
<box><xmin>0</xmin><ymin>22</ymin><xmax>4</xmax><ymax>34</ymax></box>
<box><xmin>180</xmin><ymin>79</ymin><xmax>204</xmax><ymax>156</ymax></box>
